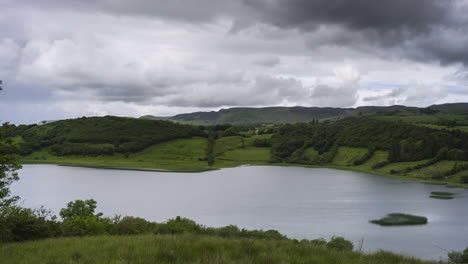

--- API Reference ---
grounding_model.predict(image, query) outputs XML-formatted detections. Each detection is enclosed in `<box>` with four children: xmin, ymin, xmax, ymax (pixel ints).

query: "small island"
<box><xmin>370</xmin><ymin>213</ymin><xmax>428</xmax><ymax>226</ymax></box>
<box><xmin>430</xmin><ymin>192</ymin><xmax>456</xmax><ymax>200</ymax></box>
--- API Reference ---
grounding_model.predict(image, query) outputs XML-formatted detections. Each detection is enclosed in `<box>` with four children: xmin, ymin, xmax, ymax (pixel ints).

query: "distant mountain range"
<box><xmin>140</xmin><ymin>103</ymin><xmax>468</xmax><ymax>125</ymax></box>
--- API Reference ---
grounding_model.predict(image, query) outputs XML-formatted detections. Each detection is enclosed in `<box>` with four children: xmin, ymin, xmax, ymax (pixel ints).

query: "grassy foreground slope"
<box><xmin>0</xmin><ymin>234</ymin><xmax>442</xmax><ymax>264</ymax></box>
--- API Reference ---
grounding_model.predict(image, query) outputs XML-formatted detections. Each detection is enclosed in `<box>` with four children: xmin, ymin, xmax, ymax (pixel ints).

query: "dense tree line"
<box><xmin>6</xmin><ymin>116</ymin><xmax>205</xmax><ymax>156</ymax></box>
<box><xmin>270</xmin><ymin>118</ymin><xmax>468</xmax><ymax>164</ymax></box>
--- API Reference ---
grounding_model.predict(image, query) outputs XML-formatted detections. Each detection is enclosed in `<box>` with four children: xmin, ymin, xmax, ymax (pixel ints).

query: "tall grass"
<box><xmin>0</xmin><ymin>234</ymin><xmax>443</xmax><ymax>264</ymax></box>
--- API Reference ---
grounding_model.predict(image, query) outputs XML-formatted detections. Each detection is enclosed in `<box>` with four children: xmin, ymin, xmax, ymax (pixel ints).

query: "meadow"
<box><xmin>0</xmin><ymin>234</ymin><xmax>444</xmax><ymax>264</ymax></box>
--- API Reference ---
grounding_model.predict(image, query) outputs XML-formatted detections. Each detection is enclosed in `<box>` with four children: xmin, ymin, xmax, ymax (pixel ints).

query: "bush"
<box><xmin>326</xmin><ymin>236</ymin><xmax>354</xmax><ymax>252</ymax></box>
<box><xmin>0</xmin><ymin>206</ymin><xmax>60</xmax><ymax>242</ymax></box>
<box><xmin>154</xmin><ymin>216</ymin><xmax>202</xmax><ymax>235</ymax></box>
<box><xmin>61</xmin><ymin>216</ymin><xmax>106</xmax><ymax>236</ymax></box>
<box><xmin>253</xmin><ymin>139</ymin><xmax>271</xmax><ymax>148</ymax></box>
<box><xmin>60</xmin><ymin>199</ymin><xmax>102</xmax><ymax>220</ymax></box>
<box><xmin>448</xmin><ymin>247</ymin><xmax>468</xmax><ymax>264</ymax></box>
<box><xmin>222</xmin><ymin>127</ymin><xmax>239</xmax><ymax>137</ymax></box>
<box><xmin>115</xmin><ymin>216</ymin><xmax>152</xmax><ymax>235</ymax></box>
<box><xmin>461</xmin><ymin>175</ymin><xmax>468</xmax><ymax>184</ymax></box>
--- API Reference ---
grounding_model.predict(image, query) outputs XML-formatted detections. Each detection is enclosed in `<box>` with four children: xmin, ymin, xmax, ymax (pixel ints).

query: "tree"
<box><xmin>59</xmin><ymin>199</ymin><xmax>102</xmax><ymax>220</ymax></box>
<box><xmin>0</xmin><ymin>126</ymin><xmax>22</xmax><ymax>210</ymax></box>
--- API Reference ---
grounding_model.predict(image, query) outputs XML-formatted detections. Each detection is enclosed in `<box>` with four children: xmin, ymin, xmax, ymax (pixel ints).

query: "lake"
<box><xmin>12</xmin><ymin>164</ymin><xmax>468</xmax><ymax>260</ymax></box>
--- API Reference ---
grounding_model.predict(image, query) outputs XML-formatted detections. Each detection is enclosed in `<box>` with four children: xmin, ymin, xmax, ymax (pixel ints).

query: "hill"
<box><xmin>5</xmin><ymin>116</ymin><xmax>205</xmax><ymax>157</ymax></box>
<box><xmin>140</xmin><ymin>103</ymin><xmax>468</xmax><ymax>125</ymax></box>
<box><xmin>5</xmin><ymin>106</ymin><xmax>468</xmax><ymax>185</ymax></box>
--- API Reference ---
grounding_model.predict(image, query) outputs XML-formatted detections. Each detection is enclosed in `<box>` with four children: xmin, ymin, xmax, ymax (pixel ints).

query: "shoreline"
<box><xmin>21</xmin><ymin>160</ymin><xmax>468</xmax><ymax>188</ymax></box>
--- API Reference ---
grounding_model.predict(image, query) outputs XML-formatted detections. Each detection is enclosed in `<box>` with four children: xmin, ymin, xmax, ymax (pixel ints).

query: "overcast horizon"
<box><xmin>2</xmin><ymin>0</ymin><xmax>468</xmax><ymax>124</ymax></box>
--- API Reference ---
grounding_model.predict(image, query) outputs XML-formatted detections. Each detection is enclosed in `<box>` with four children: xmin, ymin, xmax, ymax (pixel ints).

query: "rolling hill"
<box><xmin>140</xmin><ymin>103</ymin><xmax>468</xmax><ymax>125</ymax></box>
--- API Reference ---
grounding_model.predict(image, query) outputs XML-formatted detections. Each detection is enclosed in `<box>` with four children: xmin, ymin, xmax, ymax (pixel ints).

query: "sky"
<box><xmin>1</xmin><ymin>0</ymin><xmax>468</xmax><ymax>124</ymax></box>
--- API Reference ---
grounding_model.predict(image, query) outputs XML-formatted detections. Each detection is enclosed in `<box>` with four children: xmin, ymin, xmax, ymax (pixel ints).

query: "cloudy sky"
<box><xmin>1</xmin><ymin>0</ymin><xmax>468</xmax><ymax>124</ymax></box>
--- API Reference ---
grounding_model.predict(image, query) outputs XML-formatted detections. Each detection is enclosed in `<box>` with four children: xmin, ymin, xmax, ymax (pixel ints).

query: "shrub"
<box><xmin>115</xmin><ymin>216</ymin><xmax>152</xmax><ymax>235</ymax></box>
<box><xmin>253</xmin><ymin>139</ymin><xmax>271</xmax><ymax>147</ymax></box>
<box><xmin>60</xmin><ymin>199</ymin><xmax>102</xmax><ymax>220</ymax></box>
<box><xmin>327</xmin><ymin>236</ymin><xmax>354</xmax><ymax>252</ymax></box>
<box><xmin>0</xmin><ymin>206</ymin><xmax>60</xmax><ymax>242</ymax></box>
<box><xmin>448</xmin><ymin>247</ymin><xmax>468</xmax><ymax>264</ymax></box>
<box><xmin>461</xmin><ymin>175</ymin><xmax>468</xmax><ymax>184</ymax></box>
<box><xmin>61</xmin><ymin>216</ymin><xmax>106</xmax><ymax>236</ymax></box>
<box><xmin>154</xmin><ymin>216</ymin><xmax>202</xmax><ymax>235</ymax></box>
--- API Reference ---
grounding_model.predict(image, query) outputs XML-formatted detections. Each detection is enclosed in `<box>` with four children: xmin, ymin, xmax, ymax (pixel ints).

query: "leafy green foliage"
<box><xmin>252</xmin><ymin>138</ymin><xmax>271</xmax><ymax>147</ymax></box>
<box><xmin>61</xmin><ymin>216</ymin><xmax>107</xmax><ymax>237</ymax></box>
<box><xmin>448</xmin><ymin>247</ymin><xmax>468</xmax><ymax>264</ymax></box>
<box><xmin>0</xmin><ymin>127</ymin><xmax>22</xmax><ymax>208</ymax></box>
<box><xmin>0</xmin><ymin>206</ymin><xmax>59</xmax><ymax>242</ymax></box>
<box><xmin>114</xmin><ymin>216</ymin><xmax>152</xmax><ymax>235</ymax></box>
<box><xmin>8</xmin><ymin>116</ymin><xmax>204</xmax><ymax>156</ymax></box>
<box><xmin>326</xmin><ymin>236</ymin><xmax>354</xmax><ymax>252</ymax></box>
<box><xmin>221</xmin><ymin>127</ymin><xmax>239</xmax><ymax>137</ymax></box>
<box><xmin>60</xmin><ymin>199</ymin><xmax>102</xmax><ymax>220</ymax></box>
<box><xmin>270</xmin><ymin>118</ymin><xmax>468</xmax><ymax>164</ymax></box>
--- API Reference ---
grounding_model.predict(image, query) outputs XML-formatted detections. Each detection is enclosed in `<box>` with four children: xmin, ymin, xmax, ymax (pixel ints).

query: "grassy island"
<box><xmin>429</xmin><ymin>191</ymin><xmax>456</xmax><ymax>200</ymax></box>
<box><xmin>370</xmin><ymin>213</ymin><xmax>428</xmax><ymax>226</ymax></box>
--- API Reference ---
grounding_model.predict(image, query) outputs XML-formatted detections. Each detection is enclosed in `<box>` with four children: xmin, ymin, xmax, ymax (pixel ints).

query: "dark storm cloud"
<box><xmin>244</xmin><ymin>0</ymin><xmax>454</xmax><ymax>32</ymax></box>
<box><xmin>243</xmin><ymin>0</ymin><xmax>468</xmax><ymax>65</ymax></box>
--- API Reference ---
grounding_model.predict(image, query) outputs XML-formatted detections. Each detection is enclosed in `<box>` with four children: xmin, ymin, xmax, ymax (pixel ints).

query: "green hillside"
<box><xmin>0</xmin><ymin>234</ymin><xmax>443</xmax><ymax>264</ymax></box>
<box><xmin>5</xmin><ymin>110</ymin><xmax>468</xmax><ymax>186</ymax></box>
<box><xmin>140</xmin><ymin>103</ymin><xmax>468</xmax><ymax>125</ymax></box>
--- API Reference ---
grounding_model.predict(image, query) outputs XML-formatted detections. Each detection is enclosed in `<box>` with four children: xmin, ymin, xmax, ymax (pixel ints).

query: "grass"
<box><xmin>214</xmin><ymin>136</ymin><xmax>245</xmax><ymax>156</ymax></box>
<box><xmin>376</xmin><ymin>159</ymin><xmax>432</xmax><ymax>174</ymax></box>
<box><xmin>370</xmin><ymin>213</ymin><xmax>428</xmax><ymax>226</ymax></box>
<box><xmin>407</xmin><ymin>161</ymin><xmax>468</xmax><ymax>180</ymax></box>
<box><xmin>353</xmin><ymin>151</ymin><xmax>388</xmax><ymax>171</ymax></box>
<box><xmin>0</xmin><ymin>234</ymin><xmax>443</xmax><ymax>264</ymax></box>
<box><xmin>20</xmin><ymin>136</ymin><xmax>468</xmax><ymax>187</ymax></box>
<box><xmin>218</xmin><ymin>147</ymin><xmax>271</xmax><ymax>162</ymax></box>
<box><xmin>332</xmin><ymin>147</ymin><xmax>368</xmax><ymax>166</ymax></box>
<box><xmin>304</xmin><ymin>147</ymin><xmax>320</xmax><ymax>159</ymax></box>
<box><xmin>22</xmin><ymin>138</ymin><xmax>211</xmax><ymax>172</ymax></box>
<box><xmin>243</xmin><ymin>134</ymin><xmax>273</xmax><ymax>146</ymax></box>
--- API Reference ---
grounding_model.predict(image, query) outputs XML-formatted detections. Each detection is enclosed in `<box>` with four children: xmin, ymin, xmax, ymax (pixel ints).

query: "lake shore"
<box><xmin>21</xmin><ymin>158</ymin><xmax>468</xmax><ymax>188</ymax></box>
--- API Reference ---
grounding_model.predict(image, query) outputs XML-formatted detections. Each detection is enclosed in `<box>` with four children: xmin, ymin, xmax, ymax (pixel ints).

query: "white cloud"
<box><xmin>0</xmin><ymin>1</ymin><xmax>467</xmax><ymax>124</ymax></box>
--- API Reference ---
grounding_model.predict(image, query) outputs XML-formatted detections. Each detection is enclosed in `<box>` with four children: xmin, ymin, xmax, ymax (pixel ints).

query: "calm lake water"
<box><xmin>12</xmin><ymin>164</ymin><xmax>468</xmax><ymax>260</ymax></box>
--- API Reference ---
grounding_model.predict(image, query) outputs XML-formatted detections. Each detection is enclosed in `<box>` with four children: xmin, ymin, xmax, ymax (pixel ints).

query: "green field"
<box><xmin>353</xmin><ymin>151</ymin><xmax>388</xmax><ymax>171</ymax></box>
<box><xmin>407</xmin><ymin>160</ymin><xmax>468</xmax><ymax>180</ymax></box>
<box><xmin>0</xmin><ymin>234</ymin><xmax>442</xmax><ymax>264</ymax></box>
<box><xmin>22</xmin><ymin>138</ymin><xmax>211</xmax><ymax>172</ymax></box>
<box><xmin>376</xmin><ymin>159</ymin><xmax>432</xmax><ymax>174</ymax></box>
<box><xmin>214</xmin><ymin>136</ymin><xmax>245</xmax><ymax>156</ymax></box>
<box><xmin>21</xmin><ymin>140</ymin><xmax>468</xmax><ymax>187</ymax></box>
<box><xmin>332</xmin><ymin>147</ymin><xmax>368</xmax><ymax>166</ymax></box>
